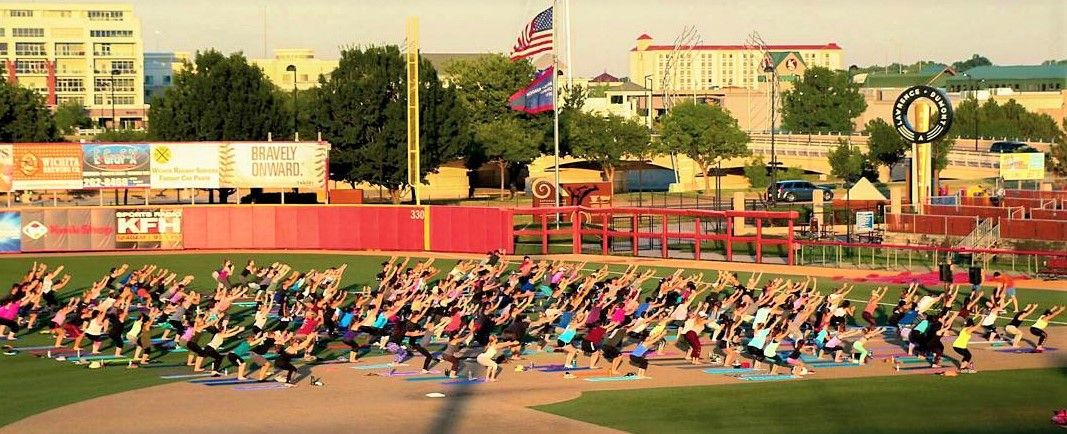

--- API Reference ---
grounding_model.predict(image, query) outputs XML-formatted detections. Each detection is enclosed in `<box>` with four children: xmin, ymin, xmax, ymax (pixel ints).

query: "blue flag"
<box><xmin>508</xmin><ymin>66</ymin><xmax>554</xmax><ymax>115</ymax></box>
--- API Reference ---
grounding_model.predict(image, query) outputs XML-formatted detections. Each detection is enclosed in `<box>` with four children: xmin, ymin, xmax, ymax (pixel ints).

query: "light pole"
<box><xmin>643</xmin><ymin>74</ymin><xmax>654</xmax><ymax>207</ymax></box>
<box><xmin>109</xmin><ymin>68</ymin><xmax>118</xmax><ymax>129</ymax></box>
<box><xmin>763</xmin><ymin>61</ymin><xmax>778</xmax><ymax>186</ymax></box>
<box><xmin>286</xmin><ymin>64</ymin><xmax>298</xmax><ymax>140</ymax></box>
<box><xmin>714</xmin><ymin>156</ymin><xmax>723</xmax><ymax>210</ymax></box>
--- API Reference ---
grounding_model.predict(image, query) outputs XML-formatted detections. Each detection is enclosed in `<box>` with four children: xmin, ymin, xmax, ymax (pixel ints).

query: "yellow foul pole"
<box><xmin>406</xmin><ymin>16</ymin><xmax>421</xmax><ymax>205</ymax></box>
<box><xmin>911</xmin><ymin>102</ymin><xmax>932</xmax><ymax>214</ymax></box>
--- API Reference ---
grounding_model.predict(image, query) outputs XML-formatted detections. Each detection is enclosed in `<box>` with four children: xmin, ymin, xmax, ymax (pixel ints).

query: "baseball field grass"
<box><xmin>0</xmin><ymin>252</ymin><xmax>1064</xmax><ymax>428</ymax></box>
<box><xmin>534</xmin><ymin>367</ymin><xmax>1067</xmax><ymax>434</ymax></box>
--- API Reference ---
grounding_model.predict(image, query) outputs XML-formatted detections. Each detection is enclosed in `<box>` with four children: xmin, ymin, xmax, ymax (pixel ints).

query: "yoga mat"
<box><xmin>441</xmin><ymin>378</ymin><xmax>485</xmax><ymax>385</ymax></box>
<box><xmin>160</xmin><ymin>373</ymin><xmax>214</xmax><ymax>379</ymax></box>
<box><xmin>994</xmin><ymin>347</ymin><xmax>1057</xmax><ymax>354</ymax></box>
<box><xmin>232</xmin><ymin>383</ymin><xmax>289</xmax><ymax>391</ymax></box>
<box><xmin>531</xmin><ymin>364</ymin><xmax>565</xmax><ymax>370</ymax></box>
<box><xmin>201</xmin><ymin>379</ymin><xmax>259</xmax><ymax>386</ymax></box>
<box><xmin>802</xmin><ymin>362</ymin><xmax>862</xmax><ymax>368</ymax></box>
<box><xmin>738</xmin><ymin>375</ymin><xmax>798</xmax><ymax>382</ymax></box>
<box><xmin>382</xmin><ymin>370</ymin><xmax>441</xmax><ymax>377</ymax></box>
<box><xmin>674</xmin><ymin>364</ymin><xmax>720</xmax><ymax>370</ymax></box>
<box><xmin>352</xmin><ymin>363</ymin><xmax>407</xmax><ymax>370</ymax></box>
<box><xmin>189</xmin><ymin>377</ymin><xmax>238</xmax><ymax>384</ymax></box>
<box><xmin>539</xmin><ymin>366</ymin><xmax>595</xmax><ymax>373</ymax></box>
<box><xmin>703</xmin><ymin>368</ymin><xmax>756</xmax><ymax>374</ymax></box>
<box><xmin>404</xmin><ymin>376</ymin><xmax>453</xmax><ymax>382</ymax></box>
<box><xmin>584</xmin><ymin>375</ymin><xmax>649</xmax><ymax>382</ymax></box>
<box><xmin>15</xmin><ymin>345</ymin><xmax>67</xmax><ymax>351</ymax></box>
<box><xmin>64</xmin><ymin>354</ymin><xmax>128</xmax><ymax>362</ymax></box>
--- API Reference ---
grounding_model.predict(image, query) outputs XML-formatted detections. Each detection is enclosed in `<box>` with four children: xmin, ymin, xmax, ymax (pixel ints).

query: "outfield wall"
<box><xmin>0</xmin><ymin>205</ymin><xmax>512</xmax><ymax>255</ymax></box>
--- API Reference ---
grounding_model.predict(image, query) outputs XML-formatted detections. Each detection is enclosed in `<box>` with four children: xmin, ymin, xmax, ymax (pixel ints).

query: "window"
<box><xmin>110</xmin><ymin>60</ymin><xmax>135</xmax><ymax>74</ymax></box>
<box><xmin>90</xmin><ymin>30</ymin><xmax>133</xmax><ymax>38</ymax></box>
<box><xmin>0</xmin><ymin>28</ymin><xmax>5</xmax><ymax>37</ymax></box>
<box><xmin>88</xmin><ymin>10</ymin><xmax>124</xmax><ymax>21</ymax></box>
<box><xmin>55</xmin><ymin>78</ymin><xmax>85</xmax><ymax>92</ymax></box>
<box><xmin>9</xmin><ymin>10</ymin><xmax>33</xmax><ymax>17</ymax></box>
<box><xmin>14</xmin><ymin>60</ymin><xmax>47</xmax><ymax>74</ymax></box>
<box><xmin>94</xmin><ymin>94</ymin><xmax>135</xmax><ymax>105</ymax></box>
<box><xmin>95</xmin><ymin>77</ymin><xmax>134</xmax><ymax>92</ymax></box>
<box><xmin>15</xmin><ymin>42</ymin><xmax>46</xmax><ymax>56</ymax></box>
<box><xmin>145</xmin><ymin>76</ymin><xmax>154</xmax><ymax>85</ymax></box>
<box><xmin>57</xmin><ymin>96</ymin><xmax>84</xmax><ymax>105</ymax></box>
<box><xmin>54</xmin><ymin>43</ymin><xmax>84</xmax><ymax>56</ymax></box>
<box><xmin>12</xmin><ymin>28</ymin><xmax>45</xmax><ymax>37</ymax></box>
<box><xmin>94</xmin><ymin>43</ymin><xmax>112</xmax><ymax>56</ymax></box>
<box><xmin>610</xmin><ymin>95</ymin><xmax>623</xmax><ymax>104</ymax></box>
<box><xmin>163</xmin><ymin>75</ymin><xmax>171</xmax><ymax>84</ymax></box>
<box><xmin>0</xmin><ymin>43</ymin><xmax>6</xmax><ymax>56</ymax></box>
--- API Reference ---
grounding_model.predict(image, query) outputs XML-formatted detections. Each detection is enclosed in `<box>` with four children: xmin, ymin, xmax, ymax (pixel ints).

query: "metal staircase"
<box><xmin>957</xmin><ymin>218</ymin><xmax>1001</xmax><ymax>265</ymax></box>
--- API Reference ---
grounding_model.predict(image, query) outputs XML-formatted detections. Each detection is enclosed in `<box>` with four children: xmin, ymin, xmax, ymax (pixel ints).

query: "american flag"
<box><xmin>509</xmin><ymin>7</ymin><xmax>553</xmax><ymax>61</ymax></box>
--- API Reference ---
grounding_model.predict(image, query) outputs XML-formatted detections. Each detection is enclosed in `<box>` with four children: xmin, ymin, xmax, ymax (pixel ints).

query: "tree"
<box><xmin>1049</xmin><ymin>118</ymin><xmax>1066</xmax><ymax>176</ymax></box>
<box><xmin>149</xmin><ymin>50</ymin><xmax>290</xmax><ymax>141</ymax></box>
<box><xmin>953</xmin><ymin>98</ymin><xmax>1064</xmax><ymax>143</ymax></box>
<box><xmin>314</xmin><ymin>46</ymin><xmax>467</xmax><ymax>203</ymax></box>
<box><xmin>660</xmin><ymin>101</ymin><xmax>750</xmax><ymax>192</ymax></box>
<box><xmin>474</xmin><ymin>117</ymin><xmax>543</xmax><ymax>197</ymax></box>
<box><xmin>827</xmin><ymin>140</ymin><xmax>875</xmax><ymax>183</ymax></box>
<box><xmin>565</xmin><ymin>112</ymin><xmax>650</xmax><ymax>184</ymax></box>
<box><xmin>864</xmin><ymin>118</ymin><xmax>908</xmax><ymax>169</ymax></box>
<box><xmin>444</xmin><ymin>55</ymin><xmax>547</xmax><ymax>193</ymax></box>
<box><xmin>0</xmin><ymin>78</ymin><xmax>58</xmax><ymax>142</ymax></box>
<box><xmin>951</xmin><ymin>54</ymin><xmax>992</xmax><ymax>72</ymax></box>
<box><xmin>148</xmin><ymin>50</ymin><xmax>290</xmax><ymax>203</ymax></box>
<box><xmin>93</xmin><ymin>129</ymin><xmax>149</xmax><ymax>142</ymax></box>
<box><xmin>780</xmin><ymin>66</ymin><xmax>867</xmax><ymax>133</ymax></box>
<box><xmin>54</xmin><ymin>101</ymin><xmax>91</xmax><ymax>136</ymax></box>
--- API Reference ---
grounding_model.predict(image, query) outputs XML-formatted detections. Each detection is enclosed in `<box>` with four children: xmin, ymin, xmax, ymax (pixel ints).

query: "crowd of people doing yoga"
<box><xmin>0</xmin><ymin>252</ymin><xmax>1063</xmax><ymax>385</ymax></box>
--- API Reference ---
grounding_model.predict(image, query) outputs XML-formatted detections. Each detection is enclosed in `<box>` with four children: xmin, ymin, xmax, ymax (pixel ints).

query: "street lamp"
<box><xmin>285</xmin><ymin>63</ymin><xmax>298</xmax><ymax>139</ymax></box>
<box><xmin>109</xmin><ymin>68</ymin><xmax>118</xmax><ymax>129</ymax></box>
<box><xmin>962</xmin><ymin>73</ymin><xmax>985</xmax><ymax>152</ymax></box>
<box><xmin>763</xmin><ymin>60</ymin><xmax>778</xmax><ymax>186</ymax></box>
<box><xmin>714</xmin><ymin>156</ymin><xmax>723</xmax><ymax>210</ymax></box>
<box><xmin>642</xmin><ymin>74</ymin><xmax>654</xmax><ymax>207</ymax></box>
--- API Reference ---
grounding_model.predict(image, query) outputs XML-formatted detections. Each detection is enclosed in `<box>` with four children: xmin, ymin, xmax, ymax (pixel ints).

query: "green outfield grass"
<box><xmin>0</xmin><ymin>252</ymin><xmax>1064</xmax><ymax>427</ymax></box>
<box><xmin>534</xmin><ymin>368</ymin><xmax>1067</xmax><ymax>434</ymax></box>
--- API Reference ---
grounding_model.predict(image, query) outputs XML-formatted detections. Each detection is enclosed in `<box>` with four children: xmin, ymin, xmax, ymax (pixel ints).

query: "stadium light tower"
<box><xmin>286</xmin><ymin>64</ymin><xmax>298</xmax><ymax>140</ymax></box>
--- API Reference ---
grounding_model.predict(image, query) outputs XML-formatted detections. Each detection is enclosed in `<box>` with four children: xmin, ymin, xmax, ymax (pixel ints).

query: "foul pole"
<box><xmin>406</xmin><ymin>16</ymin><xmax>421</xmax><ymax>205</ymax></box>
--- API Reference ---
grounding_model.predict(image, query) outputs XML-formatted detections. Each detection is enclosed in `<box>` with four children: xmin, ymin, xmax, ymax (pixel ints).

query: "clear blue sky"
<box><xmin>32</xmin><ymin>0</ymin><xmax>1067</xmax><ymax>76</ymax></box>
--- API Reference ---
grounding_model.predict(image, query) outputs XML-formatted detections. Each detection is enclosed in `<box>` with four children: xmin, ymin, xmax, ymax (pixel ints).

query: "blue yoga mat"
<box><xmin>585</xmin><ymin>375</ymin><xmax>648</xmax><ymax>382</ymax></box>
<box><xmin>404</xmin><ymin>376</ymin><xmax>452</xmax><ymax>382</ymax></box>
<box><xmin>738</xmin><ymin>375</ymin><xmax>798</xmax><ymax>382</ymax></box>
<box><xmin>442</xmin><ymin>379</ymin><xmax>484</xmax><ymax>386</ymax></box>
<box><xmin>63</xmin><ymin>354</ymin><xmax>127</xmax><ymax>362</ymax></box>
<box><xmin>160</xmin><ymin>373</ymin><xmax>214</xmax><ymax>380</ymax></box>
<box><xmin>352</xmin><ymin>363</ymin><xmax>406</xmax><ymax>370</ymax></box>
<box><xmin>703</xmin><ymin>368</ymin><xmax>755</xmax><ymax>374</ymax></box>
<box><xmin>539</xmin><ymin>366</ymin><xmax>593</xmax><ymax>373</ymax></box>
<box><xmin>806</xmin><ymin>362</ymin><xmax>859</xmax><ymax>368</ymax></box>
<box><xmin>189</xmin><ymin>377</ymin><xmax>237</xmax><ymax>384</ymax></box>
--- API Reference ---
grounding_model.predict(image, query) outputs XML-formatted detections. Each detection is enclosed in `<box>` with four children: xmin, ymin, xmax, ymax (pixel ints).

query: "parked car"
<box><xmin>988</xmin><ymin>141</ymin><xmax>1032</xmax><ymax>153</ymax></box>
<box><xmin>767</xmin><ymin>180</ymin><xmax>833</xmax><ymax>203</ymax></box>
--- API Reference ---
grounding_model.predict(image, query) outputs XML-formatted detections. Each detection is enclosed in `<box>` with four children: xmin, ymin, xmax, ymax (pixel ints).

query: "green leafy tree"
<box><xmin>781</xmin><ymin>66</ymin><xmax>867</xmax><ymax>133</ymax></box>
<box><xmin>660</xmin><ymin>101</ymin><xmax>750</xmax><ymax>192</ymax></box>
<box><xmin>314</xmin><ymin>46</ymin><xmax>466</xmax><ymax>203</ymax></box>
<box><xmin>0</xmin><ymin>78</ymin><xmax>58</xmax><ymax>142</ymax></box>
<box><xmin>474</xmin><ymin>117</ymin><xmax>543</xmax><ymax>197</ymax></box>
<box><xmin>951</xmin><ymin>54</ymin><xmax>993</xmax><ymax>72</ymax></box>
<box><xmin>864</xmin><ymin>118</ymin><xmax>908</xmax><ymax>169</ymax></box>
<box><xmin>148</xmin><ymin>50</ymin><xmax>290</xmax><ymax>203</ymax></box>
<box><xmin>828</xmin><ymin>140</ymin><xmax>875</xmax><ymax>183</ymax></box>
<box><xmin>93</xmin><ymin>129</ymin><xmax>149</xmax><ymax>142</ymax></box>
<box><xmin>1049</xmin><ymin>118</ymin><xmax>1066</xmax><ymax>176</ymax></box>
<box><xmin>149</xmin><ymin>50</ymin><xmax>290</xmax><ymax>142</ymax></box>
<box><xmin>954</xmin><ymin>98</ymin><xmax>1063</xmax><ymax>143</ymax></box>
<box><xmin>54</xmin><ymin>101</ymin><xmax>91</xmax><ymax>136</ymax></box>
<box><xmin>444</xmin><ymin>55</ymin><xmax>547</xmax><ymax>192</ymax></box>
<box><xmin>566</xmin><ymin>112</ymin><xmax>650</xmax><ymax>184</ymax></box>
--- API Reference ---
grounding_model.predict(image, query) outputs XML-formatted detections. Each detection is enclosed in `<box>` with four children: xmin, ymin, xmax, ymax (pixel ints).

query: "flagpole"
<box><xmin>565</xmin><ymin>0</ymin><xmax>573</xmax><ymax>89</ymax></box>
<box><xmin>552</xmin><ymin>0</ymin><xmax>561</xmax><ymax>221</ymax></box>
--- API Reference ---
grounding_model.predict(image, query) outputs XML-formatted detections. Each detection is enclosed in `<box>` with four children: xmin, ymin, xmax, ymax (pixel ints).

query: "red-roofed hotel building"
<box><xmin>629</xmin><ymin>34</ymin><xmax>843</xmax><ymax>92</ymax></box>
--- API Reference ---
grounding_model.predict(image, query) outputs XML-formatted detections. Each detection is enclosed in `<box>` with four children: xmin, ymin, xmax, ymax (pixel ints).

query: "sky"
<box><xmin>24</xmin><ymin>0</ymin><xmax>1067</xmax><ymax>76</ymax></box>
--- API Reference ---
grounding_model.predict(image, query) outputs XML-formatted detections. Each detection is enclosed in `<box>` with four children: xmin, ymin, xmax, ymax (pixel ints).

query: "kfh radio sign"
<box><xmin>115</xmin><ymin>208</ymin><xmax>182</xmax><ymax>245</ymax></box>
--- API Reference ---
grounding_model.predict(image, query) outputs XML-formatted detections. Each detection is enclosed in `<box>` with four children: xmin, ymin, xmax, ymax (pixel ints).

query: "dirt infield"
<box><xmin>4</xmin><ymin>328</ymin><xmax>1064</xmax><ymax>434</ymax></box>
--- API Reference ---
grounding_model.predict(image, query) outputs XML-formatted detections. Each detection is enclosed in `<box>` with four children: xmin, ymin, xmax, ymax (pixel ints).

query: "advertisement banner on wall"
<box><xmin>221</xmin><ymin>142</ymin><xmax>326</xmax><ymax>188</ymax></box>
<box><xmin>0</xmin><ymin>145</ymin><xmax>13</xmax><ymax>192</ymax></box>
<box><xmin>999</xmin><ymin>153</ymin><xmax>1045</xmax><ymax>181</ymax></box>
<box><xmin>0</xmin><ymin>211</ymin><xmax>20</xmax><ymax>252</ymax></box>
<box><xmin>115</xmin><ymin>208</ymin><xmax>182</xmax><ymax>249</ymax></box>
<box><xmin>82</xmin><ymin>143</ymin><xmax>152</xmax><ymax>188</ymax></box>
<box><xmin>150</xmin><ymin>143</ymin><xmax>221</xmax><ymax>189</ymax></box>
<box><xmin>12</xmin><ymin>144</ymin><xmax>83</xmax><ymax>190</ymax></box>
<box><xmin>19</xmin><ymin>209</ymin><xmax>115</xmax><ymax>252</ymax></box>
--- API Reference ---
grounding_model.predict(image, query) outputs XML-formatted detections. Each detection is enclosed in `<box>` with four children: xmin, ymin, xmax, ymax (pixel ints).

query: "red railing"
<box><xmin>1031</xmin><ymin>208</ymin><xmax>1067</xmax><ymax>221</ymax></box>
<box><xmin>886</xmin><ymin>213</ymin><xmax>978</xmax><ymax>237</ymax></box>
<box><xmin>925</xmin><ymin>204</ymin><xmax>1019</xmax><ymax>220</ymax></box>
<box><xmin>1004</xmin><ymin>189</ymin><xmax>1067</xmax><ymax>201</ymax></box>
<box><xmin>509</xmin><ymin>206</ymin><xmax>799</xmax><ymax>264</ymax></box>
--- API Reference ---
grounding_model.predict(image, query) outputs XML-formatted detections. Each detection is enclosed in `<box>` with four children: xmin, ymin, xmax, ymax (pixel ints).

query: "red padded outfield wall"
<box><xmin>182</xmin><ymin>206</ymin><xmax>429</xmax><ymax>251</ymax></box>
<box><xmin>428</xmin><ymin>206</ymin><xmax>512</xmax><ymax>254</ymax></box>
